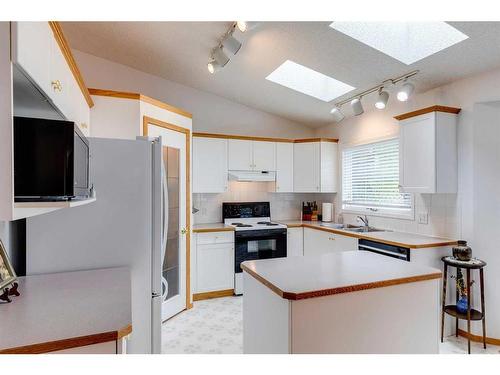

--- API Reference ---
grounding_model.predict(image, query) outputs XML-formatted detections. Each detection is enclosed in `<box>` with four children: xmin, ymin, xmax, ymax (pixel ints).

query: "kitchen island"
<box><xmin>241</xmin><ymin>251</ymin><xmax>442</xmax><ymax>354</ymax></box>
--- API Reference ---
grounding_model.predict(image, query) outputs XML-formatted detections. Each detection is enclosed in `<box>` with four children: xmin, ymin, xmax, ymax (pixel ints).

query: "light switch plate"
<box><xmin>418</xmin><ymin>212</ymin><xmax>429</xmax><ymax>224</ymax></box>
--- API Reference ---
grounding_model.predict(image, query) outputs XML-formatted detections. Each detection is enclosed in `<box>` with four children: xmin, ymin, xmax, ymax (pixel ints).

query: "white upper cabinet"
<box><xmin>275</xmin><ymin>142</ymin><xmax>294</xmax><ymax>193</ymax></box>
<box><xmin>397</xmin><ymin>107</ymin><xmax>459</xmax><ymax>194</ymax></box>
<box><xmin>228</xmin><ymin>139</ymin><xmax>253</xmax><ymax>170</ymax></box>
<box><xmin>228</xmin><ymin>139</ymin><xmax>276</xmax><ymax>171</ymax></box>
<box><xmin>294</xmin><ymin>140</ymin><xmax>338</xmax><ymax>193</ymax></box>
<box><xmin>193</xmin><ymin>137</ymin><xmax>228</xmax><ymax>193</ymax></box>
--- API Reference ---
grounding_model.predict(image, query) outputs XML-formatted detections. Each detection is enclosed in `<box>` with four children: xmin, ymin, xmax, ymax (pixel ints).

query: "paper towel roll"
<box><xmin>322</xmin><ymin>203</ymin><xmax>333</xmax><ymax>222</ymax></box>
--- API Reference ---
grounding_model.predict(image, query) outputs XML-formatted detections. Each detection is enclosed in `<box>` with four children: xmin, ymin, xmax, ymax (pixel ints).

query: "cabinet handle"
<box><xmin>51</xmin><ymin>80</ymin><xmax>62</xmax><ymax>92</ymax></box>
<box><xmin>329</xmin><ymin>237</ymin><xmax>336</xmax><ymax>240</ymax></box>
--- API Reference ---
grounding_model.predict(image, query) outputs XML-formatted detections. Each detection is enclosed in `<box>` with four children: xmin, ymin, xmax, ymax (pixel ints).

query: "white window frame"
<box><xmin>340</xmin><ymin>136</ymin><xmax>415</xmax><ymax>220</ymax></box>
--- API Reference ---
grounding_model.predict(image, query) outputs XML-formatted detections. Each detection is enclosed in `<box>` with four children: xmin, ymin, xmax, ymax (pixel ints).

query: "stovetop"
<box><xmin>222</xmin><ymin>202</ymin><xmax>287</xmax><ymax>231</ymax></box>
<box><xmin>224</xmin><ymin>218</ymin><xmax>287</xmax><ymax>231</ymax></box>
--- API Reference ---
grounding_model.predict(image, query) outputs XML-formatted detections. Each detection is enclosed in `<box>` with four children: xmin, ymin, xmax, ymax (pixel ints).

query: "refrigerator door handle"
<box><xmin>161</xmin><ymin>156</ymin><xmax>169</xmax><ymax>300</ymax></box>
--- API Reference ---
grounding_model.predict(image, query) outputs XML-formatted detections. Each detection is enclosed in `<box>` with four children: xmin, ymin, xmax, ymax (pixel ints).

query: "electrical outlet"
<box><xmin>418</xmin><ymin>212</ymin><xmax>429</xmax><ymax>224</ymax></box>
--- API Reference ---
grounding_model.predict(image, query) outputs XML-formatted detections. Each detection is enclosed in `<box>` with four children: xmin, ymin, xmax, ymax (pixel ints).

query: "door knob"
<box><xmin>181</xmin><ymin>228</ymin><xmax>188</xmax><ymax>235</ymax></box>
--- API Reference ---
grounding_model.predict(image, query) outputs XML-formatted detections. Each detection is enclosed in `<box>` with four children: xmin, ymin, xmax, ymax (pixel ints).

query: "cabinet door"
<box><xmin>304</xmin><ymin>228</ymin><xmax>355</xmax><ymax>256</ymax></box>
<box><xmin>228</xmin><ymin>139</ymin><xmax>253</xmax><ymax>170</ymax></box>
<box><xmin>294</xmin><ymin>143</ymin><xmax>320</xmax><ymax>192</ymax></box>
<box><xmin>196</xmin><ymin>242</ymin><xmax>234</xmax><ymax>293</ymax></box>
<box><xmin>320</xmin><ymin>141</ymin><xmax>338</xmax><ymax>193</ymax></box>
<box><xmin>331</xmin><ymin>234</ymin><xmax>358</xmax><ymax>252</ymax></box>
<box><xmin>287</xmin><ymin>227</ymin><xmax>303</xmax><ymax>257</ymax></box>
<box><xmin>11</xmin><ymin>22</ymin><xmax>52</xmax><ymax>95</ymax></box>
<box><xmin>276</xmin><ymin>142</ymin><xmax>294</xmax><ymax>192</ymax></box>
<box><xmin>193</xmin><ymin>137</ymin><xmax>228</xmax><ymax>193</ymax></box>
<box><xmin>252</xmin><ymin>141</ymin><xmax>276</xmax><ymax>171</ymax></box>
<box><xmin>399</xmin><ymin>114</ymin><xmax>436</xmax><ymax>193</ymax></box>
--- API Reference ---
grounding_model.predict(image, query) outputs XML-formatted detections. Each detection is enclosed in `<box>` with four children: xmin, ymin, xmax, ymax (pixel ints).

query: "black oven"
<box><xmin>234</xmin><ymin>228</ymin><xmax>287</xmax><ymax>273</ymax></box>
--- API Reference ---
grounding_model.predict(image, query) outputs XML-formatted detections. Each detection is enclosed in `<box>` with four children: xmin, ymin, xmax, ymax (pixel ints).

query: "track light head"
<box><xmin>330</xmin><ymin>106</ymin><xmax>345</xmax><ymax>122</ymax></box>
<box><xmin>223</xmin><ymin>34</ymin><xmax>242</xmax><ymax>55</ymax></box>
<box><xmin>236</xmin><ymin>21</ymin><xmax>258</xmax><ymax>33</ymax></box>
<box><xmin>397</xmin><ymin>82</ymin><xmax>414</xmax><ymax>102</ymax></box>
<box><xmin>213</xmin><ymin>47</ymin><xmax>230</xmax><ymax>67</ymax></box>
<box><xmin>375</xmin><ymin>89</ymin><xmax>389</xmax><ymax>110</ymax></box>
<box><xmin>207</xmin><ymin>60</ymin><xmax>221</xmax><ymax>74</ymax></box>
<box><xmin>351</xmin><ymin>98</ymin><xmax>364</xmax><ymax>116</ymax></box>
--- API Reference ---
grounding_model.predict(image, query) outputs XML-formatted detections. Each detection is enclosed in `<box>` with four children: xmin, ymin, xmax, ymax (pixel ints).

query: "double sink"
<box><xmin>319</xmin><ymin>222</ymin><xmax>388</xmax><ymax>233</ymax></box>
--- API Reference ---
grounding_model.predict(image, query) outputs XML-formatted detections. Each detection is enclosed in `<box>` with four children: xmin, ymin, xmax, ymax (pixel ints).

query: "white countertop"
<box><xmin>278</xmin><ymin>220</ymin><xmax>457</xmax><ymax>249</ymax></box>
<box><xmin>241</xmin><ymin>251</ymin><xmax>442</xmax><ymax>300</ymax></box>
<box><xmin>0</xmin><ymin>267</ymin><xmax>132</xmax><ymax>354</ymax></box>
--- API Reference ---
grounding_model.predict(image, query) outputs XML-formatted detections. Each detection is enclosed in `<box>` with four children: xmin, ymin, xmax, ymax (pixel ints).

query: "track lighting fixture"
<box><xmin>330</xmin><ymin>106</ymin><xmax>345</xmax><ymax>122</ymax></box>
<box><xmin>375</xmin><ymin>89</ymin><xmax>389</xmax><ymax>109</ymax></box>
<box><xmin>213</xmin><ymin>47</ymin><xmax>230</xmax><ymax>67</ymax></box>
<box><xmin>397</xmin><ymin>82</ymin><xmax>415</xmax><ymax>102</ymax></box>
<box><xmin>207</xmin><ymin>60</ymin><xmax>221</xmax><ymax>74</ymax></box>
<box><xmin>351</xmin><ymin>98</ymin><xmax>364</xmax><ymax>116</ymax></box>
<box><xmin>236</xmin><ymin>21</ymin><xmax>258</xmax><ymax>33</ymax></box>
<box><xmin>222</xmin><ymin>34</ymin><xmax>242</xmax><ymax>55</ymax></box>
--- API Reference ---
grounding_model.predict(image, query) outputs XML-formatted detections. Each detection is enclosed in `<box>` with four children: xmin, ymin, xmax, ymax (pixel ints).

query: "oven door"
<box><xmin>234</xmin><ymin>229</ymin><xmax>287</xmax><ymax>273</ymax></box>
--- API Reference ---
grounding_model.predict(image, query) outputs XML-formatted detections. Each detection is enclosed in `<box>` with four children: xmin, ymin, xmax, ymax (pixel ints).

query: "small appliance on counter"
<box><xmin>223</xmin><ymin>202</ymin><xmax>287</xmax><ymax>295</ymax></box>
<box><xmin>13</xmin><ymin>116</ymin><xmax>90</xmax><ymax>201</ymax></box>
<box><xmin>322</xmin><ymin>202</ymin><xmax>334</xmax><ymax>222</ymax></box>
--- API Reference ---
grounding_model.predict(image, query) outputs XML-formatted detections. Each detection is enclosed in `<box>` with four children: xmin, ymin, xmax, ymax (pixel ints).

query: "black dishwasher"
<box><xmin>358</xmin><ymin>239</ymin><xmax>410</xmax><ymax>261</ymax></box>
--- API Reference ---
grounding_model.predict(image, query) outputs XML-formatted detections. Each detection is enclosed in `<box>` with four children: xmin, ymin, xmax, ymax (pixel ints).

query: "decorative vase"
<box><xmin>457</xmin><ymin>295</ymin><xmax>469</xmax><ymax>314</ymax></box>
<box><xmin>453</xmin><ymin>240</ymin><xmax>472</xmax><ymax>261</ymax></box>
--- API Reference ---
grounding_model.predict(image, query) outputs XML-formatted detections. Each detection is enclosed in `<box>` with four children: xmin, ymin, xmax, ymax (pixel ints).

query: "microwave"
<box><xmin>14</xmin><ymin>116</ymin><xmax>91</xmax><ymax>201</ymax></box>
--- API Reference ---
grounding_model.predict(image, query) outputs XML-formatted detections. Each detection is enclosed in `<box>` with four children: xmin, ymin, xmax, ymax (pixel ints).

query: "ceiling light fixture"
<box><xmin>222</xmin><ymin>34</ymin><xmax>242</xmax><ymax>55</ymax></box>
<box><xmin>329</xmin><ymin>70</ymin><xmax>418</xmax><ymax>123</ymax></box>
<box><xmin>207</xmin><ymin>60</ymin><xmax>221</xmax><ymax>74</ymax></box>
<box><xmin>330</xmin><ymin>106</ymin><xmax>345</xmax><ymax>122</ymax></box>
<box><xmin>351</xmin><ymin>98</ymin><xmax>364</xmax><ymax>116</ymax></box>
<box><xmin>397</xmin><ymin>81</ymin><xmax>415</xmax><ymax>102</ymax></box>
<box><xmin>213</xmin><ymin>47</ymin><xmax>230</xmax><ymax>67</ymax></box>
<box><xmin>375</xmin><ymin>88</ymin><xmax>389</xmax><ymax>109</ymax></box>
<box><xmin>236</xmin><ymin>21</ymin><xmax>258</xmax><ymax>33</ymax></box>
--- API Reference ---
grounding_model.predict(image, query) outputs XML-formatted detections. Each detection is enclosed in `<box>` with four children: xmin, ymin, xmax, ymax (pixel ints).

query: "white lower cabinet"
<box><xmin>287</xmin><ymin>227</ymin><xmax>303</xmax><ymax>257</ymax></box>
<box><xmin>195</xmin><ymin>232</ymin><xmax>234</xmax><ymax>294</ymax></box>
<box><xmin>303</xmin><ymin>228</ymin><xmax>358</xmax><ymax>257</ymax></box>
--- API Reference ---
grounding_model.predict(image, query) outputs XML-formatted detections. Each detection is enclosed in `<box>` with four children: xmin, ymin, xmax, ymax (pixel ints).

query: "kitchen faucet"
<box><xmin>356</xmin><ymin>215</ymin><xmax>369</xmax><ymax>228</ymax></box>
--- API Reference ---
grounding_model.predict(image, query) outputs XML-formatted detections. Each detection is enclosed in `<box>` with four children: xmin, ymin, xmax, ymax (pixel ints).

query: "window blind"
<box><xmin>342</xmin><ymin>138</ymin><xmax>411</xmax><ymax>210</ymax></box>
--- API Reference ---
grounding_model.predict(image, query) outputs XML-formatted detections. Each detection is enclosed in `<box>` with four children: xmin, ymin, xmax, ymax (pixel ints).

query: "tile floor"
<box><xmin>161</xmin><ymin>296</ymin><xmax>499</xmax><ymax>354</ymax></box>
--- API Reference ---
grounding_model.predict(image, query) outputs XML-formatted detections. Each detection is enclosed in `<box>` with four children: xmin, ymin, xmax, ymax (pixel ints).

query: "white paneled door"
<box><xmin>146</xmin><ymin>119</ymin><xmax>189</xmax><ymax>322</ymax></box>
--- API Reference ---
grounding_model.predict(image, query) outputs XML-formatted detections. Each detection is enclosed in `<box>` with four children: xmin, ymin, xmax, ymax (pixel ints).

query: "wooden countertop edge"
<box><xmin>192</xmin><ymin>227</ymin><xmax>235</xmax><ymax>233</ymax></box>
<box><xmin>241</xmin><ymin>263</ymin><xmax>442</xmax><ymax>301</ymax></box>
<box><xmin>293</xmin><ymin>223</ymin><xmax>457</xmax><ymax>249</ymax></box>
<box><xmin>0</xmin><ymin>324</ymin><xmax>132</xmax><ymax>354</ymax></box>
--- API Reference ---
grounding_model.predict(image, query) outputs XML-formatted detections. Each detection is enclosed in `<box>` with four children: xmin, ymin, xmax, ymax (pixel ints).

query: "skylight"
<box><xmin>329</xmin><ymin>22</ymin><xmax>469</xmax><ymax>65</ymax></box>
<box><xmin>265</xmin><ymin>60</ymin><xmax>355</xmax><ymax>102</ymax></box>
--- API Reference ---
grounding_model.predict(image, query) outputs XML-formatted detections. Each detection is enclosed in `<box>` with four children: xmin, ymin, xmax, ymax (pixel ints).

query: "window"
<box><xmin>342</xmin><ymin>138</ymin><xmax>413</xmax><ymax>219</ymax></box>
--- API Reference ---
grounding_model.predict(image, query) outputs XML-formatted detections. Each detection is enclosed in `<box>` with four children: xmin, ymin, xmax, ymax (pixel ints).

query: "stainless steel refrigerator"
<box><xmin>25</xmin><ymin>137</ymin><xmax>166</xmax><ymax>354</ymax></box>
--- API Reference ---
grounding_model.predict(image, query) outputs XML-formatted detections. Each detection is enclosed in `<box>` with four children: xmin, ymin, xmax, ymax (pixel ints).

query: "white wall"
<box><xmin>0</xmin><ymin>221</ymin><xmax>8</xmax><ymax>258</ymax></box>
<box><xmin>316</xmin><ymin>66</ymin><xmax>500</xmax><ymax>340</ymax></box>
<box><xmin>73</xmin><ymin>50</ymin><xmax>314</xmax><ymax>139</ymax></box>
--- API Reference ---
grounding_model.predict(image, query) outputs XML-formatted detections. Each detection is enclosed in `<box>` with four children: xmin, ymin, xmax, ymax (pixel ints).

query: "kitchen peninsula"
<box><xmin>242</xmin><ymin>251</ymin><xmax>442</xmax><ymax>354</ymax></box>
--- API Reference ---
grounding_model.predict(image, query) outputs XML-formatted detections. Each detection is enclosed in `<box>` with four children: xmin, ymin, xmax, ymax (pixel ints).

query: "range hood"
<box><xmin>228</xmin><ymin>170</ymin><xmax>276</xmax><ymax>182</ymax></box>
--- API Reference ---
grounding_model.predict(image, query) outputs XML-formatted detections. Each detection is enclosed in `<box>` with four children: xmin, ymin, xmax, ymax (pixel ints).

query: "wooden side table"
<box><xmin>440</xmin><ymin>256</ymin><xmax>487</xmax><ymax>354</ymax></box>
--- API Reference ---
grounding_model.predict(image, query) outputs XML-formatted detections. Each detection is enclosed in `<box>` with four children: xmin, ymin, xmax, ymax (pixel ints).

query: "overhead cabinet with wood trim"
<box><xmin>0</xmin><ymin>22</ymin><xmax>95</xmax><ymax>221</ymax></box>
<box><xmin>293</xmin><ymin>140</ymin><xmax>339</xmax><ymax>193</ymax></box>
<box><xmin>275</xmin><ymin>142</ymin><xmax>294</xmax><ymax>193</ymax></box>
<box><xmin>193</xmin><ymin>136</ymin><xmax>228</xmax><ymax>193</ymax></box>
<box><xmin>396</xmin><ymin>106</ymin><xmax>460</xmax><ymax>194</ymax></box>
<box><xmin>228</xmin><ymin>139</ymin><xmax>276</xmax><ymax>171</ymax></box>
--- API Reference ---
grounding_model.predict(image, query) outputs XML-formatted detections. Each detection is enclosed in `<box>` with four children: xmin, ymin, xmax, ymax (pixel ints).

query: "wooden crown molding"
<box><xmin>48</xmin><ymin>22</ymin><xmax>94</xmax><ymax>108</ymax></box>
<box><xmin>89</xmin><ymin>88</ymin><xmax>193</xmax><ymax>119</ymax></box>
<box><xmin>192</xmin><ymin>132</ymin><xmax>338</xmax><ymax>144</ymax></box>
<box><xmin>394</xmin><ymin>105</ymin><xmax>461</xmax><ymax>121</ymax></box>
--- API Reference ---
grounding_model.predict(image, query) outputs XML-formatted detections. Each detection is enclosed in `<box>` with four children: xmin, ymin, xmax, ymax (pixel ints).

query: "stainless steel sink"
<box><xmin>343</xmin><ymin>226</ymin><xmax>387</xmax><ymax>233</ymax></box>
<box><xmin>319</xmin><ymin>223</ymin><xmax>360</xmax><ymax>230</ymax></box>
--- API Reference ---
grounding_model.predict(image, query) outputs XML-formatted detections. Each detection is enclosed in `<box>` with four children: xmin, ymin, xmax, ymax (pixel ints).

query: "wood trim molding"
<box><xmin>394</xmin><ymin>105</ymin><xmax>461</xmax><ymax>121</ymax></box>
<box><xmin>90</xmin><ymin>88</ymin><xmax>192</xmax><ymax>119</ymax></box>
<box><xmin>48</xmin><ymin>22</ymin><xmax>94</xmax><ymax>108</ymax></box>
<box><xmin>457</xmin><ymin>329</ymin><xmax>500</xmax><ymax>346</ymax></box>
<box><xmin>192</xmin><ymin>133</ymin><xmax>338</xmax><ymax>144</ymax></box>
<box><xmin>0</xmin><ymin>325</ymin><xmax>131</xmax><ymax>354</ymax></box>
<box><xmin>142</xmin><ymin>116</ymin><xmax>193</xmax><ymax>310</ymax></box>
<box><xmin>241</xmin><ymin>263</ymin><xmax>441</xmax><ymax>301</ymax></box>
<box><xmin>298</xmin><ymin>223</ymin><xmax>458</xmax><ymax>249</ymax></box>
<box><xmin>293</xmin><ymin>138</ymin><xmax>339</xmax><ymax>143</ymax></box>
<box><xmin>193</xmin><ymin>289</ymin><xmax>234</xmax><ymax>301</ymax></box>
<box><xmin>192</xmin><ymin>227</ymin><xmax>235</xmax><ymax>233</ymax></box>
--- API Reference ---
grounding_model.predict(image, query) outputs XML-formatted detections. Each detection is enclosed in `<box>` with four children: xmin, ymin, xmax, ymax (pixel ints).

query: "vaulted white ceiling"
<box><xmin>61</xmin><ymin>22</ymin><xmax>500</xmax><ymax>128</ymax></box>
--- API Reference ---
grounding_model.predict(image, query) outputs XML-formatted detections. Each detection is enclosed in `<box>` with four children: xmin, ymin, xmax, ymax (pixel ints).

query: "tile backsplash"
<box><xmin>193</xmin><ymin>181</ymin><xmax>336</xmax><ymax>224</ymax></box>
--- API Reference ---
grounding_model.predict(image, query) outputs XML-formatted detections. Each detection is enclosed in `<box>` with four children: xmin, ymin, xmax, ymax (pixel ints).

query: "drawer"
<box><xmin>196</xmin><ymin>231</ymin><xmax>234</xmax><ymax>245</ymax></box>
